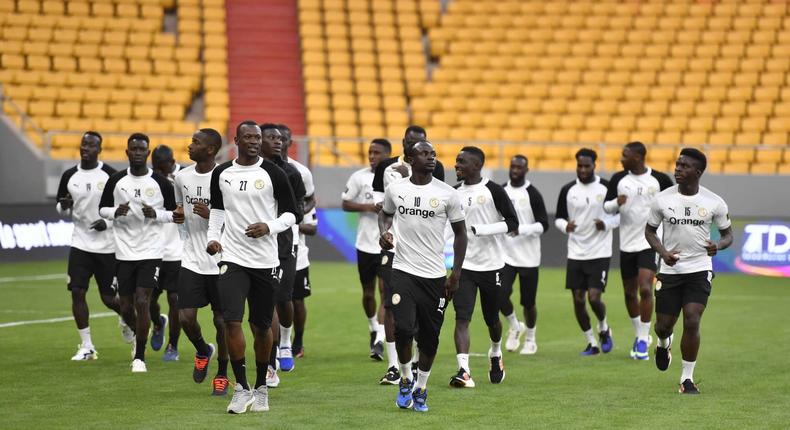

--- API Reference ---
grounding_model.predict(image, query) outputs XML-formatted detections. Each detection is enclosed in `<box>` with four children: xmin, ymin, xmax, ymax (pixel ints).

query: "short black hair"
<box><xmin>575</xmin><ymin>148</ymin><xmax>597</xmax><ymax>162</ymax></box>
<box><xmin>404</xmin><ymin>125</ymin><xmax>427</xmax><ymax>138</ymax></box>
<box><xmin>276</xmin><ymin>123</ymin><xmax>292</xmax><ymax>136</ymax></box>
<box><xmin>128</xmin><ymin>132</ymin><xmax>149</xmax><ymax>146</ymax></box>
<box><xmin>513</xmin><ymin>154</ymin><xmax>529</xmax><ymax>165</ymax></box>
<box><xmin>370</xmin><ymin>138</ymin><xmax>392</xmax><ymax>152</ymax></box>
<box><xmin>259</xmin><ymin>123</ymin><xmax>280</xmax><ymax>133</ymax></box>
<box><xmin>199</xmin><ymin>128</ymin><xmax>223</xmax><ymax>154</ymax></box>
<box><xmin>680</xmin><ymin>147</ymin><xmax>707</xmax><ymax>172</ymax></box>
<box><xmin>83</xmin><ymin>131</ymin><xmax>102</xmax><ymax>145</ymax></box>
<box><xmin>625</xmin><ymin>141</ymin><xmax>647</xmax><ymax>157</ymax></box>
<box><xmin>235</xmin><ymin>120</ymin><xmax>258</xmax><ymax>137</ymax></box>
<box><xmin>461</xmin><ymin>146</ymin><xmax>485</xmax><ymax>165</ymax></box>
<box><xmin>152</xmin><ymin>145</ymin><xmax>173</xmax><ymax>160</ymax></box>
<box><xmin>405</xmin><ymin>140</ymin><xmax>432</xmax><ymax>158</ymax></box>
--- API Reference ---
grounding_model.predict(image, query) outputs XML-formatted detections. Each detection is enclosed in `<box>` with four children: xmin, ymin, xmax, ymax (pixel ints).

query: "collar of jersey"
<box><xmin>126</xmin><ymin>167</ymin><xmax>153</xmax><ymax>178</ymax></box>
<box><xmin>232</xmin><ymin>157</ymin><xmax>264</xmax><ymax>168</ymax></box>
<box><xmin>576</xmin><ymin>175</ymin><xmax>600</xmax><ymax>186</ymax></box>
<box><xmin>629</xmin><ymin>167</ymin><xmax>652</xmax><ymax>177</ymax></box>
<box><xmin>77</xmin><ymin>161</ymin><xmax>103</xmax><ymax>172</ymax></box>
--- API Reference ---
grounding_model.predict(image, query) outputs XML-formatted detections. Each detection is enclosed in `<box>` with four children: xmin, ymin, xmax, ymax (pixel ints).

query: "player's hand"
<box><xmin>617</xmin><ymin>194</ymin><xmax>627</xmax><ymax>206</ymax></box>
<box><xmin>379</xmin><ymin>231</ymin><xmax>394</xmax><ymax>250</ymax></box>
<box><xmin>58</xmin><ymin>193</ymin><xmax>73</xmax><ymax>211</ymax></box>
<box><xmin>172</xmin><ymin>205</ymin><xmax>185</xmax><ymax>224</ymax></box>
<box><xmin>115</xmin><ymin>202</ymin><xmax>130</xmax><ymax>217</ymax></box>
<box><xmin>445</xmin><ymin>271</ymin><xmax>460</xmax><ymax>300</ymax></box>
<box><xmin>507</xmin><ymin>229</ymin><xmax>519</xmax><ymax>237</ymax></box>
<box><xmin>245</xmin><ymin>223</ymin><xmax>270</xmax><ymax>238</ymax></box>
<box><xmin>142</xmin><ymin>203</ymin><xmax>156</xmax><ymax>219</ymax></box>
<box><xmin>661</xmin><ymin>248</ymin><xmax>680</xmax><ymax>266</ymax></box>
<box><xmin>566</xmin><ymin>220</ymin><xmax>577</xmax><ymax>233</ymax></box>
<box><xmin>206</xmin><ymin>240</ymin><xmax>222</xmax><ymax>255</ymax></box>
<box><xmin>374</xmin><ymin>202</ymin><xmax>383</xmax><ymax>213</ymax></box>
<box><xmin>192</xmin><ymin>202</ymin><xmax>210</xmax><ymax>219</ymax></box>
<box><xmin>393</xmin><ymin>164</ymin><xmax>409</xmax><ymax>178</ymax></box>
<box><xmin>704</xmin><ymin>240</ymin><xmax>718</xmax><ymax>257</ymax></box>
<box><xmin>594</xmin><ymin>218</ymin><xmax>606</xmax><ymax>231</ymax></box>
<box><xmin>89</xmin><ymin>219</ymin><xmax>107</xmax><ymax>231</ymax></box>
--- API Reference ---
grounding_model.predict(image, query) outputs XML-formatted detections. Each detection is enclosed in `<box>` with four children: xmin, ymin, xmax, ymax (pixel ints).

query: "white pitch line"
<box><xmin>0</xmin><ymin>312</ymin><xmax>115</xmax><ymax>328</ymax></box>
<box><xmin>0</xmin><ymin>273</ymin><xmax>65</xmax><ymax>284</ymax></box>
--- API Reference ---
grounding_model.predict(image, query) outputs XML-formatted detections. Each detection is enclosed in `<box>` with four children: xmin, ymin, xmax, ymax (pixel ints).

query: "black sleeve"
<box><xmin>555</xmin><ymin>181</ymin><xmax>574</xmax><ymax>221</ymax></box>
<box><xmin>432</xmin><ymin>160</ymin><xmax>445</xmax><ymax>182</ymax></box>
<box><xmin>527</xmin><ymin>184</ymin><xmax>549</xmax><ymax>233</ymax></box>
<box><xmin>652</xmin><ymin>170</ymin><xmax>674</xmax><ymax>191</ymax></box>
<box><xmin>152</xmin><ymin>172</ymin><xmax>176</xmax><ymax>211</ymax></box>
<box><xmin>264</xmin><ymin>162</ymin><xmax>300</xmax><ymax>224</ymax></box>
<box><xmin>372</xmin><ymin>157</ymin><xmax>397</xmax><ymax>192</ymax></box>
<box><xmin>101</xmin><ymin>163</ymin><xmax>117</xmax><ymax>175</ymax></box>
<box><xmin>287</xmin><ymin>167</ymin><xmax>306</xmax><ymax>222</ymax></box>
<box><xmin>486</xmin><ymin>181</ymin><xmax>518</xmax><ymax>233</ymax></box>
<box><xmin>99</xmin><ymin>170</ymin><xmax>127</xmax><ymax>209</ymax></box>
<box><xmin>209</xmin><ymin>161</ymin><xmax>232</xmax><ymax>211</ymax></box>
<box><xmin>605</xmin><ymin>170</ymin><xmax>626</xmax><ymax>202</ymax></box>
<box><xmin>56</xmin><ymin>166</ymin><xmax>78</xmax><ymax>201</ymax></box>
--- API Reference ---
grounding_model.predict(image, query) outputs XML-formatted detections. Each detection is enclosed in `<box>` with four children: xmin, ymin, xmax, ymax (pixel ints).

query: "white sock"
<box><xmin>374</xmin><ymin>324</ymin><xmax>385</xmax><ymax>344</ymax></box>
<box><xmin>367</xmin><ymin>316</ymin><xmax>379</xmax><ymax>332</ymax></box>
<box><xmin>456</xmin><ymin>353</ymin><xmax>470</xmax><ymax>373</ymax></box>
<box><xmin>658</xmin><ymin>336</ymin><xmax>672</xmax><ymax>348</ymax></box>
<box><xmin>630</xmin><ymin>316</ymin><xmax>641</xmax><ymax>337</ymax></box>
<box><xmin>78</xmin><ymin>327</ymin><xmax>93</xmax><ymax>348</ymax></box>
<box><xmin>279</xmin><ymin>324</ymin><xmax>292</xmax><ymax>348</ymax></box>
<box><xmin>597</xmin><ymin>317</ymin><xmax>609</xmax><ymax>333</ymax></box>
<box><xmin>681</xmin><ymin>360</ymin><xmax>696</xmax><ymax>382</ymax></box>
<box><xmin>414</xmin><ymin>369</ymin><xmax>431</xmax><ymax>390</ymax></box>
<box><xmin>525</xmin><ymin>326</ymin><xmax>536</xmax><ymax>342</ymax></box>
<box><xmin>584</xmin><ymin>329</ymin><xmax>599</xmax><ymax>347</ymax></box>
<box><xmin>505</xmin><ymin>312</ymin><xmax>519</xmax><ymax>330</ymax></box>
<box><xmin>399</xmin><ymin>361</ymin><xmax>412</xmax><ymax>381</ymax></box>
<box><xmin>490</xmin><ymin>340</ymin><xmax>502</xmax><ymax>357</ymax></box>
<box><xmin>386</xmin><ymin>341</ymin><xmax>398</xmax><ymax>368</ymax></box>
<box><xmin>638</xmin><ymin>321</ymin><xmax>651</xmax><ymax>341</ymax></box>
<box><xmin>412</xmin><ymin>345</ymin><xmax>419</xmax><ymax>364</ymax></box>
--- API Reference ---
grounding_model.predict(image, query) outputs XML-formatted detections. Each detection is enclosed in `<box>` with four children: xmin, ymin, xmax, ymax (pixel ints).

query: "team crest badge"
<box><xmin>145</xmin><ymin>188</ymin><xmax>155</xmax><ymax>197</ymax></box>
<box><xmin>391</xmin><ymin>293</ymin><xmax>401</xmax><ymax>305</ymax></box>
<box><xmin>655</xmin><ymin>280</ymin><xmax>662</xmax><ymax>291</ymax></box>
<box><xmin>648</xmin><ymin>186</ymin><xmax>657</xmax><ymax>194</ymax></box>
<box><xmin>255</xmin><ymin>179</ymin><xmax>264</xmax><ymax>190</ymax></box>
<box><xmin>430</xmin><ymin>198</ymin><xmax>440</xmax><ymax>208</ymax></box>
<box><xmin>219</xmin><ymin>264</ymin><xmax>228</xmax><ymax>274</ymax></box>
<box><xmin>596</xmin><ymin>194</ymin><xmax>604</xmax><ymax>202</ymax></box>
<box><xmin>477</xmin><ymin>195</ymin><xmax>486</xmax><ymax>204</ymax></box>
<box><xmin>381</xmin><ymin>254</ymin><xmax>389</xmax><ymax>265</ymax></box>
<box><xmin>698</xmin><ymin>207</ymin><xmax>708</xmax><ymax>217</ymax></box>
<box><xmin>97</xmin><ymin>181</ymin><xmax>105</xmax><ymax>191</ymax></box>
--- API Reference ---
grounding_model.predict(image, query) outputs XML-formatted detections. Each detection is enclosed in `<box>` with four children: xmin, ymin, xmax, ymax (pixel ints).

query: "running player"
<box><xmin>207</xmin><ymin>121</ymin><xmax>300</xmax><ymax>413</ymax></box>
<box><xmin>55</xmin><ymin>131</ymin><xmax>129</xmax><ymax>360</ymax></box>
<box><xmin>379</xmin><ymin>140</ymin><xmax>467</xmax><ymax>412</ymax></box>
<box><xmin>500</xmin><ymin>155</ymin><xmax>549</xmax><ymax>354</ymax></box>
<box><xmin>555</xmin><ymin>148</ymin><xmax>619</xmax><ymax>356</ymax></box>
<box><xmin>173</xmin><ymin>128</ymin><xmax>230</xmax><ymax>395</ymax></box>
<box><xmin>451</xmin><ymin>146</ymin><xmax>518</xmax><ymax>387</ymax></box>
<box><xmin>645</xmin><ymin>148</ymin><xmax>732</xmax><ymax>394</ymax></box>
<box><xmin>98</xmin><ymin>133</ymin><xmax>177</xmax><ymax>372</ymax></box>
<box><xmin>342</xmin><ymin>139</ymin><xmax>392</xmax><ymax>362</ymax></box>
<box><xmin>150</xmin><ymin>145</ymin><xmax>183</xmax><ymax>361</ymax></box>
<box><xmin>604</xmin><ymin>142</ymin><xmax>673</xmax><ymax>360</ymax></box>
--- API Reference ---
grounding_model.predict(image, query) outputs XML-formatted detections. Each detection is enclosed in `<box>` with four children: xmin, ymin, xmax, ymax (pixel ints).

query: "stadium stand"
<box><xmin>298</xmin><ymin>0</ymin><xmax>789</xmax><ymax>173</ymax></box>
<box><xmin>0</xmin><ymin>0</ymin><xmax>228</xmax><ymax>162</ymax></box>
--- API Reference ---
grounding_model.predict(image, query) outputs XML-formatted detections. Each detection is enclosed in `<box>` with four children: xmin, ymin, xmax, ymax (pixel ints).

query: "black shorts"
<box><xmin>390</xmin><ymin>269</ymin><xmax>448</xmax><ymax>357</ymax></box>
<box><xmin>116</xmin><ymin>259</ymin><xmax>162</xmax><ymax>296</ymax></box>
<box><xmin>655</xmin><ymin>271</ymin><xmax>714</xmax><ymax>316</ymax></box>
<box><xmin>177</xmin><ymin>267</ymin><xmax>221</xmax><ymax>311</ymax></box>
<box><xmin>380</xmin><ymin>250</ymin><xmax>395</xmax><ymax>307</ymax></box>
<box><xmin>453</xmin><ymin>269</ymin><xmax>502</xmax><ymax>327</ymax></box>
<box><xmin>155</xmin><ymin>260</ymin><xmax>181</xmax><ymax>292</ymax></box>
<box><xmin>275</xmin><ymin>246</ymin><xmax>297</xmax><ymax>303</ymax></box>
<box><xmin>357</xmin><ymin>250</ymin><xmax>379</xmax><ymax>285</ymax></box>
<box><xmin>293</xmin><ymin>267</ymin><xmax>312</xmax><ymax>300</ymax></box>
<box><xmin>501</xmin><ymin>264</ymin><xmax>539</xmax><ymax>309</ymax></box>
<box><xmin>566</xmin><ymin>258</ymin><xmax>610</xmax><ymax>292</ymax></box>
<box><xmin>217</xmin><ymin>262</ymin><xmax>279</xmax><ymax>329</ymax></box>
<box><xmin>67</xmin><ymin>247</ymin><xmax>116</xmax><ymax>296</ymax></box>
<box><xmin>620</xmin><ymin>249</ymin><xmax>658</xmax><ymax>279</ymax></box>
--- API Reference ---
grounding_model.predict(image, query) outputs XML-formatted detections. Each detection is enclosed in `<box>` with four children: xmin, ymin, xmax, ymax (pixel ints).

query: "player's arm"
<box><xmin>377</xmin><ymin>187</ymin><xmax>396</xmax><ymax>249</ymax></box>
<box><xmin>705</xmin><ymin>201</ymin><xmax>733</xmax><ymax>256</ymax></box>
<box><xmin>146</xmin><ymin>175</ymin><xmax>177</xmax><ymax>222</ymax></box>
<box><xmin>206</xmin><ymin>167</ymin><xmax>226</xmax><ymax>255</ymax></box>
<box><xmin>341</xmin><ymin>174</ymin><xmax>377</xmax><ymax>213</ymax></box>
<box><xmin>603</xmin><ymin>171</ymin><xmax>625</xmax><ymax>214</ymax></box>
<box><xmin>521</xmin><ymin>185</ymin><xmax>549</xmax><ymax>236</ymax></box>
<box><xmin>470</xmin><ymin>184</ymin><xmax>518</xmax><ymax>236</ymax></box>
<box><xmin>290</xmin><ymin>171</ymin><xmax>307</xmax><ymax>224</ymax></box>
<box><xmin>446</xmin><ymin>192</ymin><xmax>467</xmax><ymax>299</ymax></box>
<box><xmin>98</xmin><ymin>172</ymin><xmax>128</xmax><ymax>219</ymax></box>
<box><xmin>256</xmin><ymin>167</ymin><xmax>299</xmax><ymax>237</ymax></box>
<box><xmin>645</xmin><ymin>199</ymin><xmax>678</xmax><ymax>266</ymax></box>
<box><xmin>299</xmin><ymin>208</ymin><xmax>318</xmax><ymax>236</ymax></box>
<box><xmin>554</xmin><ymin>183</ymin><xmax>574</xmax><ymax>233</ymax></box>
<box><xmin>55</xmin><ymin>168</ymin><xmax>76</xmax><ymax>215</ymax></box>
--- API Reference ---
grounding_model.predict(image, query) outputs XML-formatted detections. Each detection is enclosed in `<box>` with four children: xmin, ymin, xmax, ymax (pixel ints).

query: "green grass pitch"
<box><xmin>1</xmin><ymin>260</ymin><xmax>789</xmax><ymax>429</ymax></box>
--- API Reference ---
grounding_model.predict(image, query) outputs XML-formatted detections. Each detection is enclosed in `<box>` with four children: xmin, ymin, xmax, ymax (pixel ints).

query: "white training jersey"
<box><xmin>341</xmin><ymin>167</ymin><xmax>380</xmax><ymax>254</ymax></box>
<box><xmin>288</xmin><ymin>158</ymin><xmax>314</xmax><ymax>249</ymax></box>
<box><xmin>296</xmin><ymin>208</ymin><xmax>318</xmax><ymax>271</ymax></box>
<box><xmin>456</xmin><ymin>178</ymin><xmax>518</xmax><ymax>272</ymax></box>
<box><xmin>174</xmin><ymin>164</ymin><xmax>219</xmax><ymax>275</ymax></box>
<box><xmin>382</xmin><ymin>177</ymin><xmax>465</xmax><ymax>279</ymax></box>
<box><xmin>161</xmin><ymin>164</ymin><xmax>183</xmax><ymax>262</ymax></box>
<box><xmin>98</xmin><ymin>168</ymin><xmax>176</xmax><ymax>261</ymax></box>
<box><xmin>503</xmin><ymin>180</ymin><xmax>550</xmax><ymax>268</ymax></box>
<box><xmin>604</xmin><ymin>168</ymin><xmax>674</xmax><ymax>253</ymax></box>
<box><xmin>55</xmin><ymin>162</ymin><xmax>116</xmax><ymax>254</ymax></box>
<box><xmin>555</xmin><ymin>176</ymin><xmax>620</xmax><ymax>260</ymax></box>
<box><xmin>647</xmin><ymin>185</ymin><xmax>731</xmax><ymax>275</ymax></box>
<box><xmin>208</xmin><ymin>158</ymin><xmax>299</xmax><ymax>269</ymax></box>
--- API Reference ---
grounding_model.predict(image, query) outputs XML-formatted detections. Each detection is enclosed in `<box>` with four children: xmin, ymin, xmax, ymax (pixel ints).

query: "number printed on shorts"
<box><xmin>601</xmin><ymin>270</ymin><xmax>607</xmax><ymax>286</ymax></box>
<box><xmin>437</xmin><ymin>297</ymin><xmax>446</xmax><ymax>314</ymax></box>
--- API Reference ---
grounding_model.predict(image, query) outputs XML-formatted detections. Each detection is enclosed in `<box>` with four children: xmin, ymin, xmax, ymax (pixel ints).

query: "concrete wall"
<box><xmin>0</xmin><ymin>117</ymin><xmax>48</xmax><ymax>204</ymax></box>
<box><xmin>313</xmin><ymin>166</ymin><xmax>790</xmax><ymax>218</ymax></box>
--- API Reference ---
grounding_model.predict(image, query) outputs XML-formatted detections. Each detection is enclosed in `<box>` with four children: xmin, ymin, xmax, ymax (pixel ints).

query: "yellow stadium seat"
<box><xmin>751</xmin><ymin>163</ymin><xmax>777</xmax><ymax>175</ymax></box>
<box><xmin>722</xmin><ymin>163</ymin><xmax>750</xmax><ymax>175</ymax></box>
<box><xmin>755</xmin><ymin>148</ymin><xmax>784</xmax><ymax>164</ymax></box>
<box><xmin>763</xmin><ymin>133</ymin><xmax>788</xmax><ymax>146</ymax></box>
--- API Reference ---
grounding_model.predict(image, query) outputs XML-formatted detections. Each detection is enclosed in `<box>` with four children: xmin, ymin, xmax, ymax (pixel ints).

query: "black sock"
<box><xmin>230</xmin><ymin>359</ymin><xmax>248</xmax><ymax>390</ymax></box>
<box><xmin>217</xmin><ymin>359</ymin><xmax>229</xmax><ymax>377</ymax></box>
<box><xmin>134</xmin><ymin>338</ymin><xmax>146</xmax><ymax>361</ymax></box>
<box><xmin>190</xmin><ymin>336</ymin><xmax>210</xmax><ymax>356</ymax></box>
<box><xmin>255</xmin><ymin>361</ymin><xmax>269</xmax><ymax>389</ymax></box>
<box><xmin>293</xmin><ymin>330</ymin><xmax>304</xmax><ymax>348</ymax></box>
<box><xmin>269</xmin><ymin>341</ymin><xmax>278</xmax><ymax>366</ymax></box>
<box><xmin>169</xmin><ymin>333</ymin><xmax>179</xmax><ymax>349</ymax></box>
